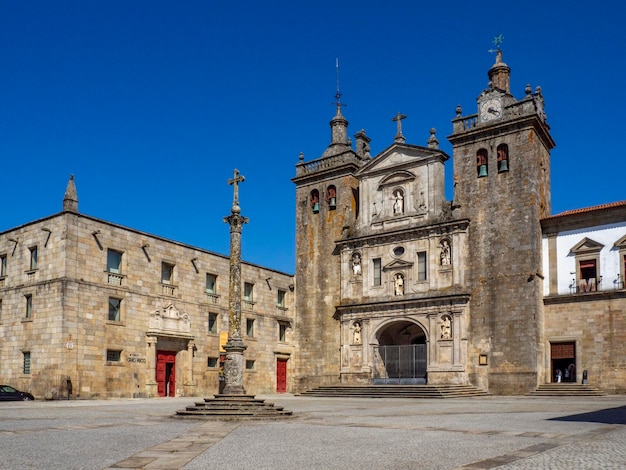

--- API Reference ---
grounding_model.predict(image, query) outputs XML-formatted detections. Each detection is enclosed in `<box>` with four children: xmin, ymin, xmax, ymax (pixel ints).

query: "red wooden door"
<box><xmin>276</xmin><ymin>359</ymin><xmax>287</xmax><ymax>393</ymax></box>
<box><xmin>156</xmin><ymin>351</ymin><xmax>177</xmax><ymax>397</ymax></box>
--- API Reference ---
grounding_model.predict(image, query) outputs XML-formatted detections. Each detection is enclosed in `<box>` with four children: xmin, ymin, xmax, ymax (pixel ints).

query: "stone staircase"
<box><xmin>175</xmin><ymin>394</ymin><xmax>293</xmax><ymax>419</ymax></box>
<box><xmin>528</xmin><ymin>383</ymin><xmax>606</xmax><ymax>397</ymax></box>
<box><xmin>300</xmin><ymin>384</ymin><xmax>490</xmax><ymax>398</ymax></box>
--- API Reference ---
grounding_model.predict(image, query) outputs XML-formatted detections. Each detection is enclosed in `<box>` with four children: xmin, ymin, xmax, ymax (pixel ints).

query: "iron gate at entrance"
<box><xmin>373</xmin><ymin>344</ymin><xmax>427</xmax><ymax>384</ymax></box>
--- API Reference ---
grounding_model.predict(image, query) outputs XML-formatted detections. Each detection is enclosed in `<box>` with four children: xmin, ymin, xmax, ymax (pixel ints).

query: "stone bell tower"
<box><xmin>292</xmin><ymin>92</ymin><xmax>368</xmax><ymax>392</ymax></box>
<box><xmin>448</xmin><ymin>49</ymin><xmax>555</xmax><ymax>394</ymax></box>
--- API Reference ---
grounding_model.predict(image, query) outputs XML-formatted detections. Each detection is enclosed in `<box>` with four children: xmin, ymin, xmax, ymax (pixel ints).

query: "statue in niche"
<box><xmin>351</xmin><ymin>253</ymin><xmax>362</xmax><ymax>276</ymax></box>
<box><xmin>353</xmin><ymin>321</ymin><xmax>362</xmax><ymax>344</ymax></box>
<box><xmin>441</xmin><ymin>315</ymin><xmax>452</xmax><ymax>339</ymax></box>
<box><xmin>393</xmin><ymin>189</ymin><xmax>404</xmax><ymax>215</ymax></box>
<box><xmin>418</xmin><ymin>191</ymin><xmax>427</xmax><ymax>212</ymax></box>
<box><xmin>440</xmin><ymin>239</ymin><xmax>451</xmax><ymax>266</ymax></box>
<box><xmin>394</xmin><ymin>273</ymin><xmax>404</xmax><ymax>296</ymax></box>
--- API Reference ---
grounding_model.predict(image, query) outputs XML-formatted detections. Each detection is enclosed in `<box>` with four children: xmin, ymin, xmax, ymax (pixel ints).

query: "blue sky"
<box><xmin>2</xmin><ymin>1</ymin><xmax>625</xmax><ymax>274</ymax></box>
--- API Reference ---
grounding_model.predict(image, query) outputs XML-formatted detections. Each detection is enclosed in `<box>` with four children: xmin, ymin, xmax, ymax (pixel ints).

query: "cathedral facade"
<box><xmin>293</xmin><ymin>51</ymin><xmax>626</xmax><ymax>395</ymax></box>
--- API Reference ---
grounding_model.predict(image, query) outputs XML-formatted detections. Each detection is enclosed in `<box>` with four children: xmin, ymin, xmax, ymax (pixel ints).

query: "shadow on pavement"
<box><xmin>550</xmin><ymin>406</ymin><xmax>626</xmax><ymax>425</ymax></box>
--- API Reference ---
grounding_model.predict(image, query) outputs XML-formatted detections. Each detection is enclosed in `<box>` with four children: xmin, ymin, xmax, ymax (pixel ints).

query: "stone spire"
<box><xmin>63</xmin><ymin>174</ymin><xmax>79</xmax><ymax>212</ymax></box>
<box><xmin>488</xmin><ymin>49</ymin><xmax>511</xmax><ymax>94</ymax></box>
<box><xmin>329</xmin><ymin>99</ymin><xmax>349</xmax><ymax>147</ymax></box>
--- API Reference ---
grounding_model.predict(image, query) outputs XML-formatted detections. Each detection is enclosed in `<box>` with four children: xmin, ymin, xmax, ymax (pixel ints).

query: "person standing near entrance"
<box><xmin>567</xmin><ymin>363</ymin><xmax>576</xmax><ymax>382</ymax></box>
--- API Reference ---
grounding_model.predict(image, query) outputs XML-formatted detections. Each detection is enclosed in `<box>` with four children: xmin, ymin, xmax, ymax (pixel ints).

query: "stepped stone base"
<box><xmin>300</xmin><ymin>384</ymin><xmax>490</xmax><ymax>399</ymax></box>
<box><xmin>528</xmin><ymin>384</ymin><xmax>606</xmax><ymax>397</ymax></box>
<box><xmin>175</xmin><ymin>394</ymin><xmax>293</xmax><ymax>420</ymax></box>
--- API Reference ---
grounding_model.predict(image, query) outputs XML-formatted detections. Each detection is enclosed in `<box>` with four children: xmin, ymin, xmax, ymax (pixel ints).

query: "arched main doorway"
<box><xmin>373</xmin><ymin>320</ymin><xmax>427</xmax><ymax>384</ymax></box>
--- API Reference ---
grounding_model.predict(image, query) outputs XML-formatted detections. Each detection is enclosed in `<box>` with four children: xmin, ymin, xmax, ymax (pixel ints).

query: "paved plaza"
<box><xmin>1</xmin><ymin>394</ymin><xmax>626</xmax><ymax>469</ymax></box>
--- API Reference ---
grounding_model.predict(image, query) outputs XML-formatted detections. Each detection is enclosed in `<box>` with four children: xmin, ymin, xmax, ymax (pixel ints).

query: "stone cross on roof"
<box><xmin>392</xmin><ymin>112</ymin><xmax>407</xmax><ymax>143</ymax></box>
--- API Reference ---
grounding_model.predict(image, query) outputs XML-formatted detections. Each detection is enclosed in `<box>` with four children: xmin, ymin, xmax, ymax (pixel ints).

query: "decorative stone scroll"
<box><xmin>148</xmin><ymin>302</ymin><xmax>191</xmax><ymax>335</ymax></box>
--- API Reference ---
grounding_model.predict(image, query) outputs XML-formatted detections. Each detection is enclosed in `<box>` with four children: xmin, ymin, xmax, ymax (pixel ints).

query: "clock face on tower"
<box><xmin>480</xmin><ymin>98</ymin><xmax>502</xmax><ymax>122</ymax></box>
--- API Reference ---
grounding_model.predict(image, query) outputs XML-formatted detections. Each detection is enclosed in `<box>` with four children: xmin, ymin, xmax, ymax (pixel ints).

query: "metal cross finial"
<box><xmin>228</xmin><ymin>169</ymin><xmax>245</xmax><ymax>206</ymax></box>
<box><xmin>489</xmin><ymin>34</ymin><xmax>504</xmax><ymax>53</ymax></box>
<box><xmin>392</xmin><ymin>112</ymin><xmax>407</xmax><ymax>142</ymax></box>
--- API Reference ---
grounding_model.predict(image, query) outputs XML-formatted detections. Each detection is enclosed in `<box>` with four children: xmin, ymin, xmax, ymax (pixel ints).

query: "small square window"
<box><xmin>207</xmin><ymin>357</ymin><xmax>218</xmax><ymax>368</ymax></box>
<box><xmin>279</xmin><ymin>323</ymin><xmax>287</xmax><ymax>342</ymax></box>
<box><xmin>277</xmin><ymin>289</ymin><xmax>286</xmax><ymax>308</ymax></box>
<box><xmin>108</xmin><ymin>297</ymin><xmax>121</xmax><ymax>322</ymax></box>
<box><xmin>243</xmin><ymin>282</ymin><xmax>254</xmax><ymax>301</ymax></box>
<box><xmin>245</xmin><ymin>360</ymin><xmax>255</xmax><ymax>370</ymax></box>
<box><xmin>0</xmin><ymin>254</ymin><xmax>7</xmax><ymax>277</ymax></box>
<box><xmin>208</xmin><ymin>312</ymin><xmax>218</xmax><ymax>333</ymax></box>
<box><xmin>206</xmin><ymin>273</ymin><xmax>217</xmax><ymax>294</ymax></box>
<box><xmin>106</xmin><ymin>350</ymin><xmax>121</xmax><ymax>362</ymax></box>
<box><xmin>246</xmin><ymin>318</ymin><xmax>255</xmax><ymax>337</ymax></box>
<box><xmin>25</xmin><ymin>294</ymin><xmax>33</xmax><ymax>319</ymax></box>
<box><xmin>29</xmin><ymin>246</ymin><xmax>38</xmax><ymax>271</ymax></box>
<box><xmin>23</xmin><ymin>351</ymin><xmax>31</xmax><ymax>374</ymax></box>
<box><xmin>107</xmin><ymin>249</ymin><xmax>122</xmax><ymax>274</ymax></box>
<box><xmin>161</xmin><ymin>262</ymin><xmax>174</xmax><ymax>284</ymax></box>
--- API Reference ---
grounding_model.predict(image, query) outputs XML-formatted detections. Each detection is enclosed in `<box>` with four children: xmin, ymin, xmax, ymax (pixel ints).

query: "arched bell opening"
<box><xmin>373</xmin><ymin>320</ymin><xmax>427</xmax><ymax>384</ymax></box>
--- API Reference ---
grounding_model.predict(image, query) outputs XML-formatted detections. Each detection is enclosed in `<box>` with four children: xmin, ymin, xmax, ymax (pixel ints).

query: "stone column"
<box><xmin>222</xmin><ymin>169</ymin><xmax>249</xmax><ymax>395</ymax></box>
<box><xmin>145</xmin><ymin>336</ymin><xmax>158</xmax><ymax>397</ymax></box>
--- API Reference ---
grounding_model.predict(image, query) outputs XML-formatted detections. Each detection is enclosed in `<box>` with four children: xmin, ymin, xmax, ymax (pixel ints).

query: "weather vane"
<box><xmin>334</xmin><ymin>58</ymin><xmax>346</xmax><ymax>109</ymax></box>
<box><xmin>488</xmin><ymin>34</ymin><xmax>504</xmax><ymax>53</ymax></box>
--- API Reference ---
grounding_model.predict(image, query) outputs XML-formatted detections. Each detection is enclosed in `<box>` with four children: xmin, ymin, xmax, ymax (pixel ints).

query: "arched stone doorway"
<box><xmin>373</xmin><ymin>320</ymin><xmax>427</xmax><ymax>384</ymax></box>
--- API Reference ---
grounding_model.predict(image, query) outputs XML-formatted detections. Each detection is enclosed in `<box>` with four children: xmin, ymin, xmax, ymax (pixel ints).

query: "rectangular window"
<box><xmin>245</xmin><ymin>360</ymin><xmax>255</xmax><ymax>370</ymax></box>
<box><xmin>417</xmin><ymin>251</ymin><xmax>427</xmax><ymax>281</ymax></box>
<box><xmin>373</xmin><ymin>258</ymin><xmax>382</xmax><ymax>286</ymax></box>
<box><xmin>277</xmin><ymin>289</ymin><xmax>286</xmax><ymax>308</ymax></box>
<box><xmin>207</xmin><ymin>357</ymin><xmax>218</xmax><ymax>368</ymax></box>
<box><xmin>106</xmin><ymin>350</ymin><xmax>121</xmax><ymax>362</ymax></box>
<box><xmin>29</xmin><ymin>246</ymin><xmax>38</xmax><ymax>270</ymax></box>
<box><xmin>208</xmin><ymin>312</ymin><xmax>218</xmax><ymax>333</ymax></box>
<box><xmin>0</xmin><ymin>254</ymin><xmax>6</xmax><ymax>277</ymax></box>
<box><xmin>246</xmin><ymin>318</ymin><xmax>255</xmax><ymax>337</ymax></box>
<box><xmin>243</xmin><ymin>282</ymin><xmax>254</xmax><ymax>301</ymax></box>
<box><xmin>108</xmin><ymin>297</ymin><xmax>121</xmax><ymax>322</ymax></box>
<box><xmin>25</xmin><ymin>294</ymin><xmax>33</xmax><ymax>319</ymax></box>
<box><xmin>279</xmin><ymin>323</ymin><xmax>287</xmax><ymax>342</ymax></box>
<box><xmin>23</xmin><ymin>351</ymin><xmax>31</xmax><ymax>374</ymax></box>
<box><xmin>206</xmin><ymin>273</ymin><xmax>217</xmax><ymax>294</ymax></box>
<box><xmin>107</xmin><ymin>249</ymin><xmax>122</xmax><ymax>274</ymax></box>
<box><xmin>161</xmin><ymin>262</ymin><xmax>174</xmax><ymax>284</ymax></box>
<box><xmin>578</xmin><ymin>259</ymin><xmax>598</xmax><ymax>292</ymax></box>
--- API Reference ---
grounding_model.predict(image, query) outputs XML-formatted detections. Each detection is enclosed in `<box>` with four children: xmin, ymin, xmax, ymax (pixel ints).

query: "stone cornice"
<box><xmin>544</xmin><ymin>289</ymin><xmax>626</xmax><ymax>305</ymax></box>
<box><xmin>337</xmin><ymin>219</ymin><xmax>469</xmax><ymax>249</ymax></box>
<box><xmin>334</xmin><ymin>291</ymin><xmax>470</xmax><ymax>318</ymax></box>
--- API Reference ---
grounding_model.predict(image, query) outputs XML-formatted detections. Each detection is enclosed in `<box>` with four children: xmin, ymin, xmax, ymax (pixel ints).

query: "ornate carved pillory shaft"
<box><xmin>222</xmin><ymin>169</ymin><xmax>248</xmax><ymax>395</ymax></box>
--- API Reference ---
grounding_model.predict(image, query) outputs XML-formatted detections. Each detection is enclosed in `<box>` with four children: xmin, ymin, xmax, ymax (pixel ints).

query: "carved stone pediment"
<box><xmin>570</xmin><ymin>237</ymin><xmax>604</xmax><ymax>255</ymax></box>
<box><xmin>378</xmin><ymin>171</ymin><xmax>416</xmax><ymax>188</ymax></box>
<box><xmin>383</xmin><ymin>259</ymin><xmax>413</xmax><ymax>271</ymax></box>
<box><xmin>148</xmin><ymin>301</ymin><xmax>192</xmax><ymax>337</ymax></box>
<box><xmin>614</xmin><ymin>234</ymin><xmax>626</xmax><ymax>249</ymax></box>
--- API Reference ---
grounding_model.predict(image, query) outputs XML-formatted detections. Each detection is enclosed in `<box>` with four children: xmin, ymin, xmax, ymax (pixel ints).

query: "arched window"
<box><xmin>327</xmin><ymin>185</ymin><xmax>337</xmax><ymax>210</ymax></box>
<box><xmin>310</xmin><ymin>189</ymin><xmax>320</xmax><ymax>213</ymax></box>
<box><xmin>477</xmin><ymin>149</ymin><xmax>488</xmax><ymax>177</ymax></box>
<box><xmin>497</xmin><ymin>144</ymin><xmax>509</xmax><ymax>173</ymax></box>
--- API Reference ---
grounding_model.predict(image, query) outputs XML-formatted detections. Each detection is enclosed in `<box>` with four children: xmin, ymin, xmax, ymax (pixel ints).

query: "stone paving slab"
<box><xmin>1</xmin><ymin>395</ymin><xmax>626</xmax><ymax>469</ymax></box>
